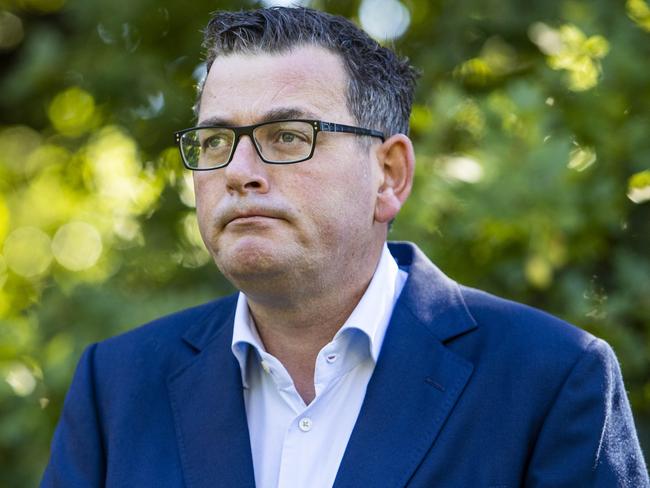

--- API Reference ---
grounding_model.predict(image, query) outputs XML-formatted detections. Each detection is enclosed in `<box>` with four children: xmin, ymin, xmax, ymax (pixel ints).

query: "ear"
<box><xmin>374</xmin><ymin>134</ymin><xmax>415</xmax><ymax>223</ymax></box>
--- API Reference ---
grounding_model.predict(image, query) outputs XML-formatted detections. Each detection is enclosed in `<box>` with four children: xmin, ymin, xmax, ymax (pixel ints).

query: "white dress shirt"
<box><xmin>231</xmin><ymin>244</ymin><xmax>408</xmax><ymax>488</ymax></box>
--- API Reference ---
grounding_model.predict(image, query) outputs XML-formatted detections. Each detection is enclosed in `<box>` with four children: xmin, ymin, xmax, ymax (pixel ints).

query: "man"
<box><xmin>42</xmin><ymin>6</ymin><xmax>648</xmax><ymax>488</ymax></box>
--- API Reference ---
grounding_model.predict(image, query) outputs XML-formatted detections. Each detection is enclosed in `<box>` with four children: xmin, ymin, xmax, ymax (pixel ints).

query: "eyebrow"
<box><xmin>197</xmin><ymin>107</ymin><xmax>320</xmax><ymax>127</ymax></box>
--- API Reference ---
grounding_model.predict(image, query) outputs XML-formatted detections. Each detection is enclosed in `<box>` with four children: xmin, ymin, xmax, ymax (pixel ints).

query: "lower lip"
<box><xmin>227</xmin><ymin>216</ymin><xmax>280</xmax><ymax>227</ymax></box>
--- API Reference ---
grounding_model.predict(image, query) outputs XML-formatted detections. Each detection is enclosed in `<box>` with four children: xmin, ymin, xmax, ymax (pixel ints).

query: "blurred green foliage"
<box><xmin>0</xmin><ymin>0</ymin><xmax>649</xmax><ymax>484</ymax></box>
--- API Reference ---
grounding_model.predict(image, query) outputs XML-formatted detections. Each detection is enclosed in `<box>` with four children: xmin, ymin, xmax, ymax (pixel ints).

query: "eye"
<box><xmin>279</xmin><ymin>132</ymin><xmax>297</xmax><ymax>143</ymax></box>
<box><xmin>273</xmin><ymin>130</ymin><xmax>310</xmax><ymax>145</ymax></box>
<box><xmin>203</xmin><ymin>135</ymin><xmax>228</xmax><ymax>149</ymax></box>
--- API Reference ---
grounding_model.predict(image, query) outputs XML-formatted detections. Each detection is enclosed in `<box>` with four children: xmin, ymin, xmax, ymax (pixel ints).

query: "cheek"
<box><xmin>193</xmin><ymin>173</ymin><xmax>222</xmax><ymax>207</ymax></box>
<box><xmin>302</xmin><ymin>161</ymin><xmax>374</xmax><ymax>229</ymax></box>
<box><xmin>333</xmin><ymin>155</ymin><xmax>375</xmax><ymax>204</ymax></box>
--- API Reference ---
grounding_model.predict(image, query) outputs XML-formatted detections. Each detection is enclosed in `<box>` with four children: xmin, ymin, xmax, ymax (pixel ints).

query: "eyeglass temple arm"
<box><xmin>319</xmin><ymin>122</ymin><xmax>385</xmax><ymax>141</ymax></box>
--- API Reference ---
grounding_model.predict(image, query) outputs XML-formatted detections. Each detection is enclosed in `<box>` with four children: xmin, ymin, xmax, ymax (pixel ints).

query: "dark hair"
<box><xmin>198</xmin><ymin>6</ymin><xmax>419</xmax><ymax>137</ymax></box>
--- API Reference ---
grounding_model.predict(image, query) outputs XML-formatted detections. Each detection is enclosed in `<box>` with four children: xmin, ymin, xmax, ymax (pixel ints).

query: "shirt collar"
<box><xmin>333</xmin><ymin>242</ymin><xmax>405</xmax><ymax>362</ymax></box>
<box><xmin>231</xmin><ymin>243</ymin><xmax>407</xmax><ymax>387</ymax></box>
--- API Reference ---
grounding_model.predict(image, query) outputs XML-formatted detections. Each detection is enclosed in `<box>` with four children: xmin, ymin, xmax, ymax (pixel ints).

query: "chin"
<box><xmin>213</xmin><ymin>236</ymin><xmax>290</xmax><ymax>283</ymax></box>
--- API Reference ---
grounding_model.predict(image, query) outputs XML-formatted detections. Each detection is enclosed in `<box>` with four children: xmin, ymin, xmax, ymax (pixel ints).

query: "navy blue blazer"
<box><xmin>42</xmin><ymin>242</ymin><xmax>649</xmax><ymax>487</ymax></box>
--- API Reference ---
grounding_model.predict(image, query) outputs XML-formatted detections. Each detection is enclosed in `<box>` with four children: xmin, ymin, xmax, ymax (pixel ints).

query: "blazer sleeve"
<box><xmin>40</xmin><ymin>343</ymin><xmax>106</xmax><ymax>487</ymax></box>
<box><xmin>525</xmin><ymin>338</ymin><xmax>649</xmax><ymax>487</ymax></box>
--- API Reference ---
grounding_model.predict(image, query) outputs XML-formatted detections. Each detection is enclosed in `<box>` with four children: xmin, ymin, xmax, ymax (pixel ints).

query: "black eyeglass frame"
<box><xmin>174</xmin><ymin>119</ymin><xmax>386</xmax><ymax>171</ymax></box>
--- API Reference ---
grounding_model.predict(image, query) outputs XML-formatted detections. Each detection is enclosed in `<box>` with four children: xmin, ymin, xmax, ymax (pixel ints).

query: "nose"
<box><xmin>224</xmin><ymin>135</ymin><xmax>270</xmax><ymax>195</ymax></box>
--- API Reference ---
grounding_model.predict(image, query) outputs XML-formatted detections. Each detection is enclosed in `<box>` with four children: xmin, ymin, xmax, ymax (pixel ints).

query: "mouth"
<box><xmin>220</xmin><ymin>207</ymin><xmax>287</xmax><ymax>229</ymax></box>
<box><xmin>227</xmin><ymin>214</ymin><xmax>281</xmax><ymax>225</ymax></box>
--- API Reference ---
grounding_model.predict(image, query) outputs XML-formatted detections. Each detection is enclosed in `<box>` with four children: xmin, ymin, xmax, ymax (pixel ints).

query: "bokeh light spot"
<box><xmin>0</xmin><ymin>11</ymin><xmax>24</xmax><ymax>50</ymax></box>
<box><xmin>193</xmin><ymin>63</ymin><xmax>207</xmax><ymax>88</ymax></box>
<box><xmin>97</xmin><ymin>22</ymin><xmax>115</xmax><ymax>44</ymax></box>
<box><xmin>157</xmin><ymin>146</ymin><xmax>183</xmax><ymax>185</ymax></box>
<box><xmin>627</xmin><ymin>0</ymin><xmax>650</xmax><ymax>31</ymax></box>
<box><xmin>85</xmin><ymin>126</ymin><xmax>162</xmax><ymax>216</ymax></box>
<box><xmin>3</xmin><ymin>227</ymin><xmax>52</xmax><ymax>277</ymax></box>
<box><xmin>455</xmin><ymin>37</ymin><xmax>519</xmax><ymax>86</ymax></box>
<box><xmin>132</xmin><ymin>91</ymin><xmax>165</xmax><ymax>120</ymax></box>
<box><xmin>13</xmin><ymin>168</ymin><xmax>81</xmax><ymax>230</ymax></box>
<box><xmin>52</xmin><ymin>221</ymin><xmax>103</xmax><ymax>271</ymax></box>
<box><xmin>25</xmin><ymin>144</ymin><xmax>71</xmax><ymax>176</ymax></box>
<box><xmin>440</xmin><ymin>155</ymin><xmax>484</xmax><ymax>184</ymax></box>
<box><xmin>525</xmin><ymin>255</ymin><xmax>553</xmax><ymax>289</ymax></box>
<box><xmin>454</xmin><ymin>58</ymin><xmax>493</xmax><ymax>86</ymax></box>
<box><xmin>179</xmin><ymin>172</ymin><xmax>196</xmax><ymax>208</ymax></box>
<box><xmin>359</xmin><ymin>0</ymin><xmax>411</xmax><ymax>41</ymax></box>
<box><xmin>48</xmin><ymin>87</ymin><xmax>96</xmax><ymax>137</ymax></box>
<box><xmin>627</xmin><ymin>170</ymin><xmax>650</xmax><ymax>204</ymax></box>
<box><xmin>5</xmin><ymin>362</ymin><xmax>37</xmax><ymax>397</ymax></box>
<box><xmin>568</xmin><ymin>145</ymin><xmax>596</xmax><ymax>171</ymax></box>
<box><xmin>113</xmin><ymin>217</ymin><xmax>142</xmax><ymax>243</ymax></box>
<box><xmin>0</xmin><ymin>125</ymin><xmax>42</xmax><ymax>173</ymax></box>
<box><xmin>528</xmin><ymin>23</ymin><xmax>563</xmax><ymax>55</ymax></box>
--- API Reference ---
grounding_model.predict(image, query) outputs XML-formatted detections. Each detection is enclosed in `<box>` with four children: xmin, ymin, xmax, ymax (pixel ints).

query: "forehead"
<box><xmin>198</xmin><ymin>45</ymin><xmax>350</xmax><ymax>125</ymax></box>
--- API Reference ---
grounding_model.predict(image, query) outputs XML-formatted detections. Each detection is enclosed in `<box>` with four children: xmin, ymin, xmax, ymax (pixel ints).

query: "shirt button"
<box><xmin>260</xmin><ymin>360</ymin><xmax>271</xmax><ymax>374</ymax></box>
<box><xmin>326</xmin><ymin>354</ymin><xmax>338</xmax><ymax>364</ymax></box>
<box><xmin>298</xmin><ymin>417</ymin><xmax>312</xmax><ymax>432</ymax></box>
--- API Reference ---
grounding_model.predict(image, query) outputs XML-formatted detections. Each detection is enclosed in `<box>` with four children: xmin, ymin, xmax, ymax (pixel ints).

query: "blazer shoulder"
<box><xmin>458</xmin><ymin>285</ymin><xmax>599</xmax><ymax>362</ymax></box>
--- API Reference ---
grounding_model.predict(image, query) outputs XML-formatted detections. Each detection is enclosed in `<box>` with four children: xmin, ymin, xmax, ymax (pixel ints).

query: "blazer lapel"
<box><xmin>334</xmin><ymin>242</ymin><xmax>478</xmax><ymax>488</ymax></box>
<box><xmin>167</xmin><ymin>298</ymin><xmax>255</xmax><ymax>488</ymax></box>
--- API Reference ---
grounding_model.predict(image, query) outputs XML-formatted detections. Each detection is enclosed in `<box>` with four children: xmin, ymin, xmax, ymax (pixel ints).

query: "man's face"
<box><xmin>194</xmin><ymin>45</ymin><xmax>385</xmax><ymax>298</ymax></box>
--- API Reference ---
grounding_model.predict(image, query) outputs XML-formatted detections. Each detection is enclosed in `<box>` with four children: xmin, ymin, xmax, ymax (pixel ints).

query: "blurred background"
<box><xmin>0</xmin><ymin>0</ymin><xmax>649</xmax><ymax>484</ymax></box>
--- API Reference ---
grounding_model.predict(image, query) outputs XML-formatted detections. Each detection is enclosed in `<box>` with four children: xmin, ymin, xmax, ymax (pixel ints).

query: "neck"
<box><xmin>244</xmin><ymin>242</ymin><xmax>385</xmax><ymax>403</ymax></box>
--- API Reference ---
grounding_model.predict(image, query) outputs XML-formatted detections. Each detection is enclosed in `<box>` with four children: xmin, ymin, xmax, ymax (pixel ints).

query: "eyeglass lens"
<box><xmin>181</xmin><ymin>121</ymin><xmax>315</xmax><ymax>168</ymax></box>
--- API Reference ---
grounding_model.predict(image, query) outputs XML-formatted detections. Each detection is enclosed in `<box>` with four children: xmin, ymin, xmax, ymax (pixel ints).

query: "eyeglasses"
<box><xmin>174</xmin><ymin>119</ymin><xmax>385</xmax><ymax>171</ymax></box>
